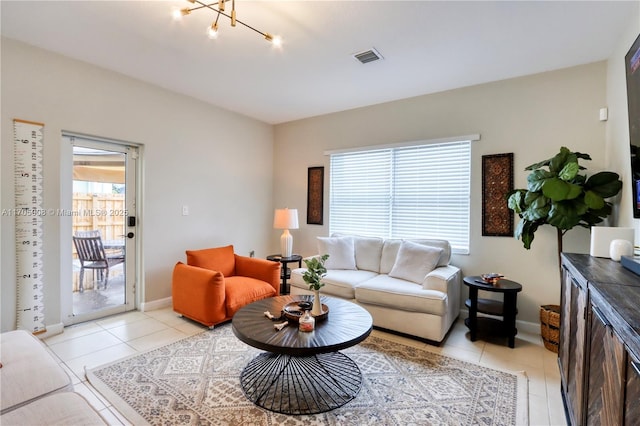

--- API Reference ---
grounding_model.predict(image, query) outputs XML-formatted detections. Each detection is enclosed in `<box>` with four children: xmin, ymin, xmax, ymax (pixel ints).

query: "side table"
<box><xmin>266</xmin><ymin>254</ymin><xmax>302</xmax><ymax>295</ymax></box>
<box><xmin>463</xmin><ymin>276</ymin><xmax>522</xmax><ymax>348</ymax></box>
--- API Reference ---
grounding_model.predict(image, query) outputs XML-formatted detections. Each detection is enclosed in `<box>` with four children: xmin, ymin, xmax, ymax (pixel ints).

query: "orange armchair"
<box><xmin>172</xmin><ymin>245</ymin><xmax>281</xmax><ymax>328</ymax></box>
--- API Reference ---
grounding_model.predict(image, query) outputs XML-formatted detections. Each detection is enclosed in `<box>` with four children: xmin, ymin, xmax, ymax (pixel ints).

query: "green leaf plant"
<box><xmin>507</xmin><ymin>147</ymin><xmax>622</xmax><ymax>259</ymax></box>
<box><xmin>302</xmin><ymin>254</ymin><xmax>330</xmax><ymax>291</ymax></box>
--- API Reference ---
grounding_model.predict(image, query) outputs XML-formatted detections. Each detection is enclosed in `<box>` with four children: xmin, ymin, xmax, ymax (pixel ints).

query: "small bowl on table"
<box><xmin>481</xmin><ymin>273</ymin><xmax>503</xmax><ymax>285</ymax></box>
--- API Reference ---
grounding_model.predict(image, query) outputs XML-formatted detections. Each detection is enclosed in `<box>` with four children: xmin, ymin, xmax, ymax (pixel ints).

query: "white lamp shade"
<box><xmin>273</xmin><ymin>208</ymin><xmax>299</xmax><ymax>230</ymax></box>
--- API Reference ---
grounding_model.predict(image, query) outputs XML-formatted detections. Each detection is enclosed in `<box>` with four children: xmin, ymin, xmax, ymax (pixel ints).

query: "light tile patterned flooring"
<box><xmin>43</xmin><ymin>308</ymin><xmax>567</xmax><ymax>425</ymax></box>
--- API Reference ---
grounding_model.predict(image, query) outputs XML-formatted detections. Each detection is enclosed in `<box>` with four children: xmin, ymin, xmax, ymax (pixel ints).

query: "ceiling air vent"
<box><xmin>353</xmin><ymin>48</ymin><xmax>383</xmax><ymax>64</ymax></box>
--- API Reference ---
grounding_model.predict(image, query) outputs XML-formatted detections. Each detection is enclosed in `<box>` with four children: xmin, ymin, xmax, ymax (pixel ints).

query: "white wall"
<box><xmin>1</xmin><ymin>38</ymin><xmax>274</xmax><ymax>332</ymax></box>
<box><xmin>273</xmin><ymin>62</ymin><xmax>610</xmax><ymax>324</ymax></box>
<box><xmin>605</xmin><ymin>6</ymin><xmax>640</xmax><ymax>243</ymax></box>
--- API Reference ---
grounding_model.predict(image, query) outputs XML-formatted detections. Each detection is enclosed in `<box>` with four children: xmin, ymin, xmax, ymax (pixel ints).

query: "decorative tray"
<box><xmin>283</xmin><ymin>300</ymin><xmax>329</xmax><ymax>322</ymax></box>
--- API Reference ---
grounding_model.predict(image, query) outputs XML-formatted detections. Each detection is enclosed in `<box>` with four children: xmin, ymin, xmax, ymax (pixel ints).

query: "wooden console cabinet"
<box><xmin>559</xmin><ymin>253</ymin><xmax>640</xmax><ymax>426</ymax></box>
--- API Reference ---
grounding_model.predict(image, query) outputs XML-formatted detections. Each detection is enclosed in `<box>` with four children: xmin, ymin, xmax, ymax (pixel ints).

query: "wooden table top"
<box><xmin>232</xmin><ymin>295</ymin><xmax>373</xmax><ymax>357</ymax></box>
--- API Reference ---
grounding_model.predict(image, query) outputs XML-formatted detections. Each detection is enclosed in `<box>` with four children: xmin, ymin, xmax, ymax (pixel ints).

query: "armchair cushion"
<box><xmin>186</xmin><ymin>245</ymin><xmax>235</xmax><ymax>277</ymax></box>
<box><xmin>225</xmin><ymin>276</ymin><xmax>277</xmax><ymax>317</ymax></box>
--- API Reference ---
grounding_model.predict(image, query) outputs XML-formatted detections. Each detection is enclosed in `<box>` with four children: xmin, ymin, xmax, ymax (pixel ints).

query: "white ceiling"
<box><xmin>1</xmin><ymin>1</ymin><xmax>637</xmax><ymax>124</ymax></box>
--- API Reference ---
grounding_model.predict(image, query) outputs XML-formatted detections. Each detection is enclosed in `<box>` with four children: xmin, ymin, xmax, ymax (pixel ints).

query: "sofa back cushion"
<box><xmin>388</xmin><ymin>241</ymin><xmax>443</xmax><ymax>284</ymax></box>
<box><xmin>409</xmin><ymin>239</ymin><xmax>451</xmax><ymax>266</ymax></box>
<box><xmin>317</xmin><ymin>236</ymin><xmax>356</xmax><ymax>270</ymax></box>
<box><xmin>331</xmin><ymin>233</ymin><xmax>384</xmax><ymax>272</ymax></box>
<box><xmin>380</xmin><ymin>239</ymin><xmax>402</xmax><ymax>274</ymax></box>
<box><xmin>186</xmin><ymin>245</ymin><xmax>235</xmax><ymax>277</ymax></box>
<box><xmin>353</xmin><ymin>236</ymin><xmax>384</xmax><ymax>272</ymax></box>
<box><xmin>380</xmin><ymin>238</ymin><xmax>451</xmax><ymax>274</ymax></box>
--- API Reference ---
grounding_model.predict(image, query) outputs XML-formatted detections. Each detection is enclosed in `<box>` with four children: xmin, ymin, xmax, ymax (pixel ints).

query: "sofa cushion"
<box><xmin>355</xmin><ymin>274</ymin><xmax>447</xmax><ymax>316</ymax></box>
<box><xmin>388</xmin><ymin>241</ymin><xmax>443</xmax><ymax>284</ymax></box>
<box><xmin>317</xmin><ymin>237</ymin><xmax>356</xmax><ymax>270</ymax></box>
<box><xmin>186</xmin><ymin>245</ymin><xmax>235</xmax><ymax>277</ymax></box>
<box><xmin>353</xmin><ymin>236</ymin><xmax>384</xmax><ymax>272</ymax></box>
<box><xmin>0</xmin><ymin>330</ymin><xmax>72</xmax><ymax>414</ymax></box>
<box><xmin>224</xmin><ymin>276</ymin><xmax>277</xmax><ymax>317</ymax></box>
<box><xmin>0</xmin><ymin>393</ymin><xmax>107</xmax><ymax>426</ymax></box>
<box><xmin>290</xmin><ymin>268</ymin><xmax>377</xmax><ymax>299</ymax></box>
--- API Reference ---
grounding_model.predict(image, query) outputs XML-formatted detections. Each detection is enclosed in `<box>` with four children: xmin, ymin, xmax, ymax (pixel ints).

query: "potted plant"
<box><xmin>302</xmin><ymin>254</ymin><xmax>329</xmax><ymax>316</ymax></box>
<box><xmin>507</xmin><ymin>147</ymin><xmax>622</xmax><ymax>352</ymax></box>
<box><xmin>507</xmin><ymin>146</ymin><xmax>623</xmax><ymax>261</ymax></box>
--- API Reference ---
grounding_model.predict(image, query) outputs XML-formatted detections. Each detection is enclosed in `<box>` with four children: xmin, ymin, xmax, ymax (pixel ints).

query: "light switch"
<box><xmin>182</xmin><ymin>205</ymin><xmax>189</xmax><ymax>216</ymax></box>
<box><xmin>599</xmin><ymin>107</ymin><xmax>608</xmax><ymax>121</ymax></box>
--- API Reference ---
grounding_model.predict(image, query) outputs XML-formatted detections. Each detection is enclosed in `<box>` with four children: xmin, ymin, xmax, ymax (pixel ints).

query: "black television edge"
<box><xmin>625</xmin><ymin>33</ymin><xmax>640</xmax><ymax>219</ymax></box>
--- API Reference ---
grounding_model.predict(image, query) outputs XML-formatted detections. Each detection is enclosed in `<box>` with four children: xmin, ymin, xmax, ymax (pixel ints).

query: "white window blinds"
<box><xmin>329</xmin><ymin>140</ymin><xmax>471</xmax><ymax>253</ymax></box>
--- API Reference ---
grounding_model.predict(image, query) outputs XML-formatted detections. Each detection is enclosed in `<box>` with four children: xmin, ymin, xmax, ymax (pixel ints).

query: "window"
<box><xmin>329</xmin><ymin>138</ymin><xmax>473</xmax><ymax>253</ymax></box>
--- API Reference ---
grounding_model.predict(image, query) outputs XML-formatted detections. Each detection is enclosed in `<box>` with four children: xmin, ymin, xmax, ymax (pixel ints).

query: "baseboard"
<box><xmin>35</xmin><ymin>322</ymin><xmax>64</xmax><ymax>339</ymax></box>
<box><xmin>140</xmin><ymin>297</ymin><xmax>172</xmax><ymax>312</ymax></box>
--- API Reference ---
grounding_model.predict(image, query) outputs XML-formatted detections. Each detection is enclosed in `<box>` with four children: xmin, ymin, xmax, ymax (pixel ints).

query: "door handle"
<box><xmin>126</xmin><ymin>232</ymin><xmax>134</xmax><ymax>239</ymax></box>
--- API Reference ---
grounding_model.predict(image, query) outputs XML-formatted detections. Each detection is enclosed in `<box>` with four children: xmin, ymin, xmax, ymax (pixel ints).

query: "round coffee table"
<box><xmin>232</xmin><ymin>295</ymin><xmax>373</xmax><ymax>415</ymax></box>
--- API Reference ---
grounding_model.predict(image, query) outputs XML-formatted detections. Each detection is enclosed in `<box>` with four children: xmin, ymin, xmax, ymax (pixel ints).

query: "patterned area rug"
<box><xmin>87</xmin><ymin>324</ymin><xmax>528</xmax><ymax>425</ymax></box>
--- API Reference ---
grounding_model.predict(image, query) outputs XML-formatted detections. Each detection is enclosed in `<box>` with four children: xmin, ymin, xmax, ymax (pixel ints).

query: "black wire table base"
<box><xmin>239</xmin><ymin>351</ymin><xmax>363</xmax><ymax>415</ymax></box>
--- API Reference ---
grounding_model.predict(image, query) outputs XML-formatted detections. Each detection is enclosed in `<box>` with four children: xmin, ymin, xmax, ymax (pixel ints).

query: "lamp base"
<box><xmin>280</xmin><ymin>229</ymin><xmax>293</xmax><ymax>258</ymax></box>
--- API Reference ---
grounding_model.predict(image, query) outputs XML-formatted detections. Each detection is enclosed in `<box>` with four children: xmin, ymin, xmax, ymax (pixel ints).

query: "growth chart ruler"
<box><xmin>13</xmin><ymin>119</ymin><xmax>46</xmax><ymax>333</ymax></box>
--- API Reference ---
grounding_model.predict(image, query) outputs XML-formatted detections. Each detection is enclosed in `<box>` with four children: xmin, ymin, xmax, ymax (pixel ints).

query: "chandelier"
<box><xmin>173</xmin><ymin>0</ymin><xmax>282</xmax><ymax>46</ymax></box>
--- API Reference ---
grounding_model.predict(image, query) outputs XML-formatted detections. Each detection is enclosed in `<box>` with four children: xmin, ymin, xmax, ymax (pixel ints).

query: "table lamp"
<box><xmin>273</xmin><ymin>208</ymin><xmax>299</xmax><ymax>257</ymax></box>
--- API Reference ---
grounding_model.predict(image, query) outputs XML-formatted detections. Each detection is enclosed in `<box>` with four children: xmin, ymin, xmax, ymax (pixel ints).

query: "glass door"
<box><xmin>65</xmin><ymin>135</ymin><xmax>138</xmax><ymax>323</ymax></box>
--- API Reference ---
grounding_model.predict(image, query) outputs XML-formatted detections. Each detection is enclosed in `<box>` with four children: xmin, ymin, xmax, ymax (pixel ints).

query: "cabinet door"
<box><xmin>587</xmin><ymin>304</ymin><xmax>626</xmax><ymax>425</ymax></box>
<box><xmin>625</xmin><ymin>350</ymin><xmax>640</xmax><ymax>425</ymax></box>
<box><xmin>559</xmin><ymin>266</ymin><xmax>571</xmax><ymax>387</ymax></box>
<box><xmin>562</xmin><ymin>268</ymin><xmax>587</xmax><ymax>426</ymax></box>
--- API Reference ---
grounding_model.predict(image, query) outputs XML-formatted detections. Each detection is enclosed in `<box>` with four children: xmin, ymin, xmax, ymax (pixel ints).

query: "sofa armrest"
<box><xmin>172</xmin><ymin>262</ymin><xmax>226</xmax><ymax>326</ymax></box>
<box><xmin>235</xmin><ymin>255</ymin><xmax>281</xmax><ymax>295</ymax></box>
<box><xmin>423</xmin><ymin>265</ymin><xmax>461</xmax><ymax>294</ymax></box>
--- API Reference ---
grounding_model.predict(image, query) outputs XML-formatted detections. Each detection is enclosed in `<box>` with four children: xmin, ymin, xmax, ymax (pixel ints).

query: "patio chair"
<box><xmin>73</xmin><ymin>235</ymin><xmax>125</xmax><ymax>292</ymax></box>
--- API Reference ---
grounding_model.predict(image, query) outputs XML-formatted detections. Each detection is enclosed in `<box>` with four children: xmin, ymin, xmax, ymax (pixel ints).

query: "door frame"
<box><xmin>60</xmin><ymin>131</ymin><xmax>143</xmax><ymax>325</ymax></box>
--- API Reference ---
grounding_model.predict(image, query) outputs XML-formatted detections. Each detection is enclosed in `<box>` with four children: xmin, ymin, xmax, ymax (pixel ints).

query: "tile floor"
<box><xmin>43</xmin><ymin>308</ymin><xmax>567</xmax><ymax>425</ymax></box>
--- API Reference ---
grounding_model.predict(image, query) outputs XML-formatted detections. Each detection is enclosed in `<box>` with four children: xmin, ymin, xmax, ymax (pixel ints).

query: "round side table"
<box><xmin>463</xmin><ymin>276</ymin><xmax>522</xmax><ymax>348</ymax></box>
<box><xmin>266</xmin><ymin>254</ymin><xmax>302</xmax><ymax>294</ymax></box>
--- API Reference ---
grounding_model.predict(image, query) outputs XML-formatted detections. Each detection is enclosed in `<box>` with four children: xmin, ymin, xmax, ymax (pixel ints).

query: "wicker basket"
<box><xmin>540</xmin><ymin>304</ymin><xmax>561</xmax><ymax>353</ymax></box>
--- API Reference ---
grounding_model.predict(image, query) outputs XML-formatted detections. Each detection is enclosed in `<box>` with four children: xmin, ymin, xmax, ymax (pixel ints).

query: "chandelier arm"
<box><xmin>187</xmin><ymin>0</ymin><xmax>273</xmax><ymax>40</ymax></box>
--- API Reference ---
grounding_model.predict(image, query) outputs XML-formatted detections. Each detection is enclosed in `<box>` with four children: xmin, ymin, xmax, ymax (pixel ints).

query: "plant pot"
<box><xmin>312</xmin><ymin>290</ymin><xmax>323</xmax><ymax>316</ymax></box>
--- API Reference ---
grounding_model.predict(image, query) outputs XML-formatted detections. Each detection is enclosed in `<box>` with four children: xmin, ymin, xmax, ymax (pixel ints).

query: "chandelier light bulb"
<box><xmin>172</xmin><ymin>8</ymin><xmax>183</xmax><ymax>20</ymax></box>
<box><xmin>207</xmin><ymin>23</ymin><xmax>219</xmax><ymax>39</ymax></box>
<box><xmin>265</xmin><ymin>34</ymin><xmax>282</xmax><ymax>47</ymax></box>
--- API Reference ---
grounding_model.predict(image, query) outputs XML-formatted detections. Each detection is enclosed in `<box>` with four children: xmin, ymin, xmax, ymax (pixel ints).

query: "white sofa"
<box><xmin>290</xmin><ymin>235</ymin><xmax>462</xmax><ymax>344</ymax></box>
<box><xmin>0</xmin><ymin>330</ymin><xmax>108</xmax><ymax>425</ymax></box>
